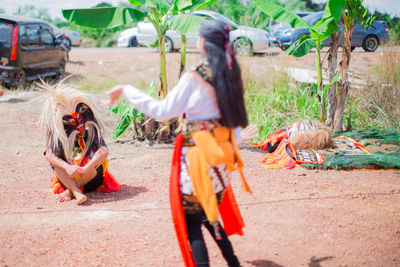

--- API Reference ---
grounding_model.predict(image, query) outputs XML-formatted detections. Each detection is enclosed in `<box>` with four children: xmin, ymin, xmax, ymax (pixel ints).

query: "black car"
<box><xmin>0</xmin><ymin>15</ymin><xmax>68</xmax><ymax>88</ymax></box>
<box><xmin>271</xmin><ymin>12</ymin><xmax>390</xmax><ymax>52</ymax></box>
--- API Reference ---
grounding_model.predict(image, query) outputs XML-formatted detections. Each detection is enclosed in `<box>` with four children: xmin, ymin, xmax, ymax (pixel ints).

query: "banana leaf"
<box><xmin>252</xmin><ymin>0</ymin><xmax>311</xmax><ymax>30</ymax></box>
<box><xmin>285</xmin><ymin>35</ymin><xmax>316</xmax><ymax>57</ymax></box>
<box><xmin>62</xmin><ymin>7</ymin><xmax>147</xmax><ymax>29</ymax></box>
<box><xmin>113</xmin><ymin>112</ymin><xmax>133</xmax><ymax>139</ymax></box>
<box><xmin>168</xmin><ymin>14</ymin><xmax>207</xmax><ymax>35</ymax></box>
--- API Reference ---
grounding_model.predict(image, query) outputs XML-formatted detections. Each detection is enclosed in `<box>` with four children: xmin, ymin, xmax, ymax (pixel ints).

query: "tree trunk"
<box><xmin>315</xmin><ymin>40</ymin><xmax>326</xmax><ymax>122</ymax></box>
<box><xmin>326</xmin><ymin>31</ymin><xmax>339</xmax><ymax>127</ymax></box>
<box><xmin>179</xmin><ymin>34</ymin><xmax>187</xmax><ymax>78</ymax></box>
<box><xmin>334</xmin><ymin>26</ymin><xmax>355</xmax><ymax>132</ymax></box>
<box><xmin>159</xmin><ymin>34</ymin><xmax>167</xmax><ymax>99</ymax></box>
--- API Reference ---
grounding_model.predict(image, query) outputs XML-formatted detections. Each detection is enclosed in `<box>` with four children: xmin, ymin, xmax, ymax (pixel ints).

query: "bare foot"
<box><xmin>56</xmin><ymin>190</ymin><xmax>72</xmax><ymax>202</ymax></box>
<box><xmin>0</xmin><ymin>89</ymin><xmax>4</xmax><ymax>97</ymax></box>
<box><xmin>75</xmin><ymin>193</ymin><xmax>87</xmax><ymax>205</ymax></box>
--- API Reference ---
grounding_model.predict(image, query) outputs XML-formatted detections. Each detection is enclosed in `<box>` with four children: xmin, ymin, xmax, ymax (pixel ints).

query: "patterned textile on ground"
<box><xmin>302</xmin><ymin>130</ymin><xmax>400</xmax><ymax>170</ymax></box>
<box><xmin>251</xmin><ymin>128</ymin><xmax>400</xmax><ymax>170</ymax></box>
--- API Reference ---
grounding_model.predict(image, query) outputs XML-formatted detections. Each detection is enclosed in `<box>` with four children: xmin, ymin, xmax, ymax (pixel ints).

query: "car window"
<box><xmin>0</xmin><ymin>22</ymin><xmax>13</xmax><ymax>47</ymax></box>
<box><xmin>194</xmin><ymin>14</ymin><xmax>212</xmax><ymax>20</ymax></box>
<box><xmin>20</xmin><ymin>24</ymin><xmax>41</xmax><ymax>47</ymax></box>
<box><xmin>40</xmin><ymin>27</ymin><xmax>54</xmax><ymax>46</ymax></box>
<box><xmin>211</xmin><ymin>13</ymin><xmax>238</xmax><ymax>28</ymax></box>
<box><xmin>303</xmin><ymin>12</ymin><xmax>323</xmax><ymax>25</ymax></box>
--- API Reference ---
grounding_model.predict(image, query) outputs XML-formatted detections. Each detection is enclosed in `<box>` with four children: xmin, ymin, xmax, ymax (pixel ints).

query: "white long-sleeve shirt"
<box><xmin>122</xmin><ymin>70</ymin><xmax>244</xmax><ymax>195</ymax></box>
<box><xmin>122</xmin><ymin>71</ymin><xmax>220</xmax><ymax>121</ymax></box>
<box><xmin>122</xmin><ymin>70</ymin><xmax>242</xmax><ymax>143</ymax></box>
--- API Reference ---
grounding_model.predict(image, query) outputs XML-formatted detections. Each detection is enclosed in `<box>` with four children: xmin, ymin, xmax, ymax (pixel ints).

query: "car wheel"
<box><xmin>56</xmin><ymin>60</ymin><xmax>66</xmax><ymax>80</ymax></box>
<box><xmin>233</xmin><ymin>37</ymin><xmax>253</xmax><ymax>56</ymax></box>
<box><xmin>63</xmin><ymin>38</ymin><xmax>72</xmax><ymax>52</ymax></box>
<box><xmin>8</xmin><ymin>70</ymin><xmax>26</xmax><ymax>89</ymax></box>
<box><xmin>165</xmin><ymin>36</ymin><xmax>174</xmax><ymax>53</ymax></box>
<box><xmin>129</xmin><ymin>37</ymin><xmax>139</xmax><ymax>47</ymax></box>
<box><xmin>362</xmin><ymin>35</ymin><xmax>379</xmax><ymax>52</ymax></box>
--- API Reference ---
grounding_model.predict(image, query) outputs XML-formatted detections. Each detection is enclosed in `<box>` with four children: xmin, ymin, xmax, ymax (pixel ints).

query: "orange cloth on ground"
<box><xmin>186</xmin><ymin>126</ymin><xmax>252</xmax><ymax>224</ymax></box>
<box><xmin>250</xmin><ymin>128</ymin><xmax>288</xmax><ymax>151</ymax></box>
<box><xmin>260</xmin><ymin>139</ymin><xmax>297</xmax><ymax>169</ymax></box>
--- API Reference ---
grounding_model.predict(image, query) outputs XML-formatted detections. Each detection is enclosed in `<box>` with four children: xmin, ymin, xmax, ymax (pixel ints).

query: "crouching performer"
<box><xmin>39</xmin><ymin>82</ymin><xmax>120</xmax><ymax>205</ymax></box>
<box><xmin>106</xmin><ymin>20</ymin><xmax>253</xmax><ymax>266</ymax></box>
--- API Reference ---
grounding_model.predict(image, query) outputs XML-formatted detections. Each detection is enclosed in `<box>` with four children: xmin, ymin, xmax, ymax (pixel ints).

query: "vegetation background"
<box><xmin>1</xmin><ymin>0</ymin><xmax>399</xmax><ymax>139</ymax></box>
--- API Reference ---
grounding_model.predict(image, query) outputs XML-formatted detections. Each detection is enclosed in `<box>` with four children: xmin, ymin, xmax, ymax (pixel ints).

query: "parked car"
<box><xmin>117</xmin><ymin>10</ymin><xmax>271</xmax><ymax>55</ymax></box>
<box><xmin>271</xmin><ymin>11</ymin><xmax>390</xmax><ymax>52</ymax></box>
<box><xmin>50</xmin><ymin>24</ymin><xmax>81</xmax><ymax>51</ymax></box>
<box><xmin>269</xmin><ymin>11</ymin><xmax>313</xmax><ymax>34</ymax></box>
<box><xmin>0</xmin><ymin>15</ymin><xmax>68</xmax><ymax>88</ymax></box>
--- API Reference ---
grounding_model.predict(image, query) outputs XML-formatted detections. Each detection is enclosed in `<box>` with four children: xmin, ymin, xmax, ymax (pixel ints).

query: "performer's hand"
<box><xmin>105</xmin><ymin>85</ymin><xmax>124</xmax><ymax>105</ymax></box>
<box><xmin>76</xmin><ymin>166</ymin><xmax>86</xmax><ymax>175</ymax></box>
<box><xmin>65</xmin><ymin>164</ymin><xmax>80</xmax><ymax>179</ymax></box>
<box><xmin>240</xmin><ymin>124</ymin><xmax>259</xmax><ymax>143</ymax></box>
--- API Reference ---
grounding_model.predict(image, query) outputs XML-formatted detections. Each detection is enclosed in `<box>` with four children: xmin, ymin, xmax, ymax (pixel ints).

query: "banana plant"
<box><xmin>172</xmin><ymin>0</ymin><xmax>218</xmax><ymax>76</ymax></box>
<box><xmin>168</xmin><ymin>13</ymin><xmax>208</xmax><ymax>76</ymax></box>
<box><xmin>63</xmin><ymin>0</ymin><xmax>215</xmax><ymax>99</ymax></box>
<box><xmin>109</xmin><ymin>81</ymin><xmax>155</xmax><ymax>139</ymax></box>
<box><xmin>63</xmin><ymin>0</ymin><xmax>216</xmax><ymax>140</ymax></box>
<box><xmin>253</xmin><ymin>0</ymin><xmax>345</xmax><ymax>122</ymax></box>
<box><xmin>333</xmin><ymin>0</ymin><xmax>375</xmax><ymax>132</ymax></box>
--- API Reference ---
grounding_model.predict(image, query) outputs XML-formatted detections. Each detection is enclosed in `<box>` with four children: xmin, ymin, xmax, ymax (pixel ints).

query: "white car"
<box><xmin>50</xmin><ymin>24</ymin><xmax>82</xmax><ymax>50</ymax></box>
<box><xmin>117</xmin><ymin>10</ymin><xmax>270</xmax><ymax>55</ymax></box>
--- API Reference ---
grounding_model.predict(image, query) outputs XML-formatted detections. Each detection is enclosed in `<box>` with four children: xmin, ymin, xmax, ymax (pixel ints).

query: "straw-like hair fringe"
<box><xmin>38</xmin><ymin>80</ymin><xmax>103</xmax><ymax>162</ymax></box>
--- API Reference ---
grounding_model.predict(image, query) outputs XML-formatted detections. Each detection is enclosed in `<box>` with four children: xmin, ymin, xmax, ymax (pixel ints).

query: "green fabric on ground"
<box><xmin>302</xmin><ymin>129</ymin><xmax>400</xmax><ymax>170</ymax></box>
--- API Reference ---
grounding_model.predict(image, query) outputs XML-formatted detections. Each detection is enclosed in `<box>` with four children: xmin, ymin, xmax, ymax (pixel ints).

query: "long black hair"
<box><xmin>199</xmin><ymin>20</ymin><xmax>248</xmax><ymax>129</ymax></box>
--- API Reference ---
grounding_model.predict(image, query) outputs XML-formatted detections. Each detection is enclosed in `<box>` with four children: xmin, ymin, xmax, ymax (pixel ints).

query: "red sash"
<box><xmin>170</xmin><ymin>134</ymin><xmax>245</xmax><ymax>266</ymax></box>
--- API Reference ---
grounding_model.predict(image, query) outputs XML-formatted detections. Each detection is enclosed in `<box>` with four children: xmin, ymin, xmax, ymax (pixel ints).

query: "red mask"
<box><xmin>70</xmin><ymin>111</ymin><xmax>85</xmax><ymax>133</ymax></box>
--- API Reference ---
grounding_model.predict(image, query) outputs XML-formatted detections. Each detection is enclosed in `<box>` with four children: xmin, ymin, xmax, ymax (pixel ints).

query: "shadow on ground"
<box><xmin>247</xmin><ymin>259</ymin><xmax>284</xmax><ymax>267</ymax></box>
<box><xmin>247</xmin><ymin>256</ymin><xmax>334</xmax><ymax>267</ymax></box>
<box><xmin>83</xmin><ymin>185</ymin><xmax>148</xmax><ymax>205</ymax></box>
<box><xmin>309</xmin><ymin>256</ymin><xmax>335</xmax><ymax>267</ymax></box>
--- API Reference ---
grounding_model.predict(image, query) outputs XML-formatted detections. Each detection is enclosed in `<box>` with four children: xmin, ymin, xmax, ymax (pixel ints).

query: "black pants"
<box><xmin>185</xmin><ymin>212</ymin><xmax>240</xmax><ymax>267</ymax></box>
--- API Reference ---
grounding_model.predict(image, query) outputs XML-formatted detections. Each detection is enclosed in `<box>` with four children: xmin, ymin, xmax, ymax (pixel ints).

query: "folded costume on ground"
<box><xmin>252</xmin><ymin>121</ymin><xmax>400</xmax><ymax>170</ymax></box>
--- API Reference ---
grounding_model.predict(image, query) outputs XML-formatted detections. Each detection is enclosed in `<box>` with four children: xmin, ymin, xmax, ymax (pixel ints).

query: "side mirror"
<box><xmin>55</xmin><ymin>33</ymin><xmax>68</xmax><ymax>50</ymax></box>
<box><xmin>56</xmin><ymin>33</ymin><xmax>66</xmax><ymax>42</ymax></box>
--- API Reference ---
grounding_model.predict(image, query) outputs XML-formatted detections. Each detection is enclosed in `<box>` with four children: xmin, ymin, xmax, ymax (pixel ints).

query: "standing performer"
<box><xmin>106</xmin><ymin>20</ymin><xmax>254</xmax><ymax>267</ymax></box>
<box><xmin>39</xmin><ymin>82</ymin><xmax>120</xmax><ymax>205</ymax></box>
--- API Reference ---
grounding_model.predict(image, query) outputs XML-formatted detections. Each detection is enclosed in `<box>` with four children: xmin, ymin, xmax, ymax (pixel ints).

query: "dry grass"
<box><xmin>351</xmin><ymin>43</ymin><xmax>400</xmax><ymax>129</ymax></box>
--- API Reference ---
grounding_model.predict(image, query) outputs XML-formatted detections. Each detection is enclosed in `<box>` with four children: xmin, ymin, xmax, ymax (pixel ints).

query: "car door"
<box><xmin>19</xmin><ymin>23</ymin><xmax>42</xmax><ymax>76</ymax></box>
<box><xmin>351</xmin><ymin>23</ymin><xmax>365</xmax><ymax>47</ymax></box>
<box><xmin>39</xmin><ymin>24</ymin><xmax>58</xmax><ymax>73</ymax></box>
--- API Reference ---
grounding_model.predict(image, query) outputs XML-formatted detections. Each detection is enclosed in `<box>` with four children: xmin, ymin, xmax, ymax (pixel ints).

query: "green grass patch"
<box><xmin>245</xmin><ymin>71</ymin><xmax>320</xmax><ymax>140</ymax></box>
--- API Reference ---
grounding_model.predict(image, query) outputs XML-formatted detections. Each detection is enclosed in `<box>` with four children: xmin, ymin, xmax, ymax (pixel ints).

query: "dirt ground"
<box><xmin>0</xmin><ymin>47</ymin><xmax>400</xmax><ymax>267</ymax></box>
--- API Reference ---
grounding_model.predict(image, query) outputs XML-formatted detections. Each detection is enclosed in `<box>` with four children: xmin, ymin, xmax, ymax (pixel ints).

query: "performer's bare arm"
<box><xmin>77</xmin><ymin>146</ymin><xmax>109</xmax><ymax>174</ymax></box>
<box><xmin>44</xmin><ymin>148</ymin><xmax>82</xmax><ymax>178</ymax></box>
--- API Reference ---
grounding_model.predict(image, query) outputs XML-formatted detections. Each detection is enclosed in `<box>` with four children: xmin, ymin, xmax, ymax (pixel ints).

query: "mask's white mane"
<box><xmin>38</xmin><ymin>81</ymin><xmax>103</xmax><ymax>162</ymax></box>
